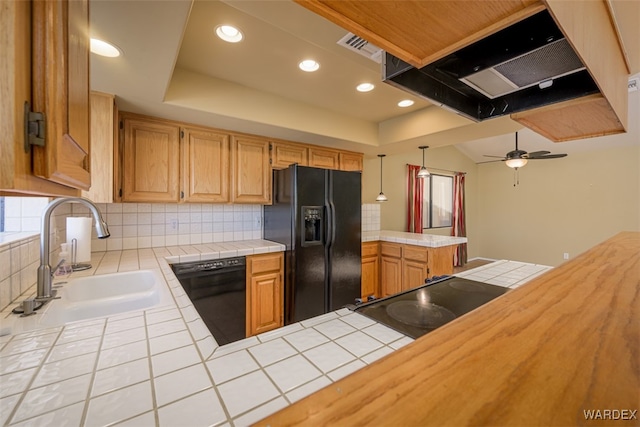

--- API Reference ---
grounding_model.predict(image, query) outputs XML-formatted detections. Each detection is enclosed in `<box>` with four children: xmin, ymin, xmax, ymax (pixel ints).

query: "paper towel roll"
<box><xmin>66</xmin><ymin>217</ymin><xmax>92</xmax><ymax>263</ymax></box>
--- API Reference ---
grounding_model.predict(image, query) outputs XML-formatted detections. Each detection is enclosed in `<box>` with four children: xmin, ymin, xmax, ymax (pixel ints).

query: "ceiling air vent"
<box><xmin>460</xmin><ymin>38</ymin><xmax>585</xmax><ymax>99</ymax></box>
<box><xmin>337</xmin><ymin>33</ymin><xmax>383</xmax><ymax>63</ymax></box>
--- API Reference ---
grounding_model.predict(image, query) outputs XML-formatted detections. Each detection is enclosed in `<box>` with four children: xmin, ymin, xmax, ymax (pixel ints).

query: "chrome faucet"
<box><xmin>37</xmin><ymin>197</ymin><xmax>110</xmax><ymax>301</ymax></box>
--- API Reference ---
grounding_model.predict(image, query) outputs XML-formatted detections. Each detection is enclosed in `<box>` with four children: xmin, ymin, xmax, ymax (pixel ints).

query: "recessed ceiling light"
<box><xmin>299</xmin><ymin>59</ymin><xmax>320</xmax><ymax>72</ymax></box>
<box><xmin>90</xmin><ymin>38</ymin><xmax>121</xmax><ymax>57</ymax></box>
<box><xmin>398</xmin><ymin>99</ymin><xmax>414</xmax><ymax>107</ymax></box>
<box><xmin>356</xmin><ymin>83</ymin><xmax>375</xmax><ymax>92</ymax></box>
<box><xmin>215</xmin><ymin>25</ymin><xmax>243</xmax><ymax>43</ymax></box>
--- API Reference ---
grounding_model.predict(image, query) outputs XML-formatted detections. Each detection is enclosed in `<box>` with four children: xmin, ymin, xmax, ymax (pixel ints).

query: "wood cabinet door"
<box><xmin>182</xmin><ymin>127</ymin><xmax>230</xmax><ymax>203</ymax></box>
<box><xmin>361</xmin><ymin>255</ymin><xmax>379</xmax><ymax>299</ymax></box>
<box><xmin>248</xmin><ymin>271</ymin><xmax>283</xmax><ymax>336</ymax></box>
<box><xmin>380</xmin><ymin>255</ymin><xmax>402</xmax><ymax>297</ymax></box>
<box><xmin>271</xmin><ymin>142</ymin><xmax>308</xmax><ymax>169</ymax></box>
<box><xmin>31</xmin><ymin>0</ymin><xmax>91</xmax><ymax>191</ymax></box>
<box><xmin>122</xmin><ymin>117</ymin><xmax>180</xmax><ymax>203</ymax></box>
<box><xmin>82</xmin><ymin>92</ymin><xmax>116</xmax><ymax>203</ymax></box>
<box><xmin>402</xmin><ymin>259</ymin><xmax>428</xmax><ymax>291</ymax></box>
<box><xmin>428</xmin><ymin>245</ymin><xmax>457</xmax><ymax>278</ymax></box>
<box><xmin>339</xmin><ymin>152</ymin><xmax>363</xmax><ymax>172</ymax></box>
<box><xmin>1</xmin><ymin>0</ymin><xmax>77</xmax><ymax>197</ymax></box>
<box><xmin>231</xmin><ymin>136</ymin><xmax>271</xmax><ymax>204</ymax></box>
<box><xmin>247</xmin><ymin>253</ymin><xmax>284</xmax><ymax>336</ymax></box>
<box><xmin>308</xmin><ymin>148</ymin><xmax>340</xmax><ymax>169</ymax></box>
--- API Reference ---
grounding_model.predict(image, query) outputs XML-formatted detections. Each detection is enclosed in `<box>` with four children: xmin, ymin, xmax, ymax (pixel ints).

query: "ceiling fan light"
<box><xmin>417</xmin><ymin>166</ymin><xmax>430</xmax><ymax>178</ymax></box>
<box><xmin>505</xmin><ymin>158</ymin><xmax>528</xmax><ymax>168</ymax></box>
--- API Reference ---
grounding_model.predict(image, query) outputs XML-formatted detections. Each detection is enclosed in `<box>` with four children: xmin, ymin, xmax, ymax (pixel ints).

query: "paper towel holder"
<box><xmin>70</xmin><ymin>238</ymin><xmax>92</xmax><ymax>271</ymax></box>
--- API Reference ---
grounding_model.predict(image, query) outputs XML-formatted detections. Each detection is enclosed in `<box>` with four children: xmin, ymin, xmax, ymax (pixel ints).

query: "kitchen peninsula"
<box><xmin>259</xmin><ymin>232</ymin><xmax>640</xmax><ymax>426</ymax></box>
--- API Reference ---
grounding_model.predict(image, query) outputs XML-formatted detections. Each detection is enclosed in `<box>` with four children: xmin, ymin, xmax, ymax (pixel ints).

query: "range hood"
<box><xmin>383</xmin><ymin>10</ymin><xmax>600</xmax><ymax>121</ymax></box>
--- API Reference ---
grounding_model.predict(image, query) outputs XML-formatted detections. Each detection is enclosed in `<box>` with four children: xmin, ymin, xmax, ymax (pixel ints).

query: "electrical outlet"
<box><xmin>169</xmin><ymin>219</ymin><xmax>178</xmax><ymax>230</ymax></box>
<box><xmin>563</xmin><ymin>252</ymin><xmax>569</xmax><ymax>260</ymax></box>
<box><xmin>255</xmin><ymin>214</ymin><xmax>262</xmax><ymax>228</ymax></box>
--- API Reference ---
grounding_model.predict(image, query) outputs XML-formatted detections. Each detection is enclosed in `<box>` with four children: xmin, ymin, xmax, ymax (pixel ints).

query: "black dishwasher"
<box><xmin>171</xmin><ymin>257</ymin><xmax>246</xmax><ymax>345</ymax></box>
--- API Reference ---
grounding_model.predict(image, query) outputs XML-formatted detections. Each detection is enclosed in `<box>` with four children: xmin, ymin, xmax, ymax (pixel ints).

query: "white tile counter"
<box><xmin>362</xmin><ymin>230</ymin><xmax>467</xmax><ymax>247</ymax></box>
<box><xmin>0</xmin><ymin>241</ymin><xmax>413</xmax><ymax>427</ymax></box>
<box><xmin>0</xmin><ymin>243</ymin><xmax>550</xmax><ymax>426</ymax></box>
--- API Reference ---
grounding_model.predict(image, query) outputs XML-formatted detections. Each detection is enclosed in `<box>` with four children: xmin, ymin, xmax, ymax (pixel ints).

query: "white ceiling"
<box><xmin>89</xmin><ymin>0</ymin><xmax>639</xmax><ymax>161</ymax></box>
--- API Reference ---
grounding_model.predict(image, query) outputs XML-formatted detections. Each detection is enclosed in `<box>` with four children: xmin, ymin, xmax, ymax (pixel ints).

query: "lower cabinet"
<box><xmin>402</xmin><ymin>245</ymin><xmax>428</xmax><ymax>291</ymax></box>
<box><xmin>380</xmin><ymin>242</ymin><xmax>402</xmax><ymax>297</ymax></box>
<box><xmin>378</xmin><ymin>241</ymin><xmax>458</xmax><ymax>297</ymax></box>
<box><xmin>246</xmin><ymin>252</ymin><xmax>284</xmax><ymax>336</ymax></box>
<box><xmin>361</xmin><ymin>242</ymin><xmax>379</xmax><ymax>298</ymax></box>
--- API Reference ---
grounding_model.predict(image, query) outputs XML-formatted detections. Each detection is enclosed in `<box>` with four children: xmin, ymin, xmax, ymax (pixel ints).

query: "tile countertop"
<box><xmin>362</xmin><ymin>230</ymin><xmax>467</xmax><ymax>247</ymax></box>
<box><xmin>0</xmin><ymin>242</ymin><xmax>550</xmax><ymax>427</ymax></box>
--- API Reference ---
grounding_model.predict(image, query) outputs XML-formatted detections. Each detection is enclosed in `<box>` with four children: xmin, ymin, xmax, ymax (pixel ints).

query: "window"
<box><xmin>422</xmin><ymin>174</ymin><xmax>453</xmax><ymax>229</ymax></box>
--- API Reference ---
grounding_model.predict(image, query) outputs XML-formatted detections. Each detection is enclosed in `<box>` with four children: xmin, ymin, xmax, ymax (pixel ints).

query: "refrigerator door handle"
<box><xmin>327</xmin><ymin>200</ymin><xmax>336</xmax><ymax>249</ymax></box>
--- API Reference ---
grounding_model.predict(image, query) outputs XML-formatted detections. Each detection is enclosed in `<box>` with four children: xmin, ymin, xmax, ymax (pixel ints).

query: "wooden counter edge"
<box><xmin>256</xmin><ymin>232</ymin><xmax>640</xmax><ymax>427</ymax></box>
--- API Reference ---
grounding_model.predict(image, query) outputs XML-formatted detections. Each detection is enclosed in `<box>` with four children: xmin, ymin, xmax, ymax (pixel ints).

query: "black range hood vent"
<box><xmin>383</xmin><ymin>10</ymin><xmax>599</xmax><ymax>121</ymax></box>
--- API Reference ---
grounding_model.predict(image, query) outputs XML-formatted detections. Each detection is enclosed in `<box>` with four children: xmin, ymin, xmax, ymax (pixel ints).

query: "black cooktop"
<box><xmin>353</xmin><ymin>277</ymin><xmax>509</xmax><ymax>339</ymax></box>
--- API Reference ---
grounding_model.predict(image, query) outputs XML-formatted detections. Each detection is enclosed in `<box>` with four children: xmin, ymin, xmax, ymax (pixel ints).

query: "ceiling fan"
<box><xmin>483</xmin><ymin>132</ymin><xmax>567</xmax><ymax>169</ymax></box>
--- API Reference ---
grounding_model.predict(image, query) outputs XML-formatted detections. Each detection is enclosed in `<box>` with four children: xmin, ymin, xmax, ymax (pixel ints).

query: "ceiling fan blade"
<box><xmin>477</xmin><ymin>159</ymin><xmax>505</xmax><ymax>164</ymax></box>
<box><xmin>525</xmin><ymin>151</ymin><xmax>551</xmax><ymax>158</ymax></box>
<box><xmin>483</xmin><ymin>155</ymin><xmax>506</xmax><ymax>158</ymax></box>
<box><xmin>528</xmin><ymin>154</ymin><xmax>568</xmax><ymax>159</ymax></box>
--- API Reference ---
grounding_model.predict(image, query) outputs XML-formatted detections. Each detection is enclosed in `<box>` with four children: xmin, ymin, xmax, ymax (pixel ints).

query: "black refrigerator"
<box><xmin>264</xmin><ymin>164</ymin><xmax>361</xmax><ymax>324</ymax></box>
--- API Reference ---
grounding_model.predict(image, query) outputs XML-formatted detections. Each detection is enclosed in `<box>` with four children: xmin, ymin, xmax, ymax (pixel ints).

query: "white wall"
<box><xmin>476</xmin><ymin>144</ymin><xmax>640</xmax><ymax>266</ymax></box>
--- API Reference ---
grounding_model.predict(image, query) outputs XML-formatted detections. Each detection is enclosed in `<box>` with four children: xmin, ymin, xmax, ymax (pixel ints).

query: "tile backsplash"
<box><xmin>361</xmin><ymin>203</ymin><xmax>380</xmax><ymax>232</ymax></box>
<box><xmin>0</xmin><ymin>203</ymin><xmax>262</xmax><ymax>311</ymax></box>
<box><xmin>78</xmin><ymin>203</ymin><xmax>264</xmax><ymax>252</ymax></box>
<box><xmin>1</xmin><ymin>201</ymin><xmax>378</xmax><ymax>312</ymax></box>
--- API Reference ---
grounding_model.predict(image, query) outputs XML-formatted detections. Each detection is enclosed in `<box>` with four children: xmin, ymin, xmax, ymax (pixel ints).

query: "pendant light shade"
<box><xmin>376</xmin><ymin>154</ymin><xmax>388</xmax><ymax>202</ymax></box>
<box><xmin>417</xmin><ymin>146</ymin><xmax>430</xmax><ymax>178</ymax></box>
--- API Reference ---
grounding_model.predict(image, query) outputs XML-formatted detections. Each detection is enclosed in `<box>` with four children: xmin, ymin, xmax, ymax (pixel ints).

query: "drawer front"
<box><xmin>249</xmin><ymin>253</ymin><xmax>283</xmax><ymax>275</ymax></box>
<box><xmin>362</xmin><ymin>242</ymin><xmax>379</xmax><ymax>258</ymax></box>
<box><xmin>403</xmin><ymin>245</ymin><xmax>428</xmax><ymax>263</ymax></box>
<box><xmin>380</xmin><ymin>242</ymin><xmax>402</xmax><ymax>258</ymax></box>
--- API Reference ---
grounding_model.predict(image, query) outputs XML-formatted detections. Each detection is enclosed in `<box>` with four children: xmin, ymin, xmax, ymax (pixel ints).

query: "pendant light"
<box><xmin>417</xmin><ymin>146</ymin><xmax>430</xmax><ymax>178</ymax></box>
<box><xmin>376</xmin><ymin>154</ymin><xmax>388</xmax><ymax>202</ymax></box>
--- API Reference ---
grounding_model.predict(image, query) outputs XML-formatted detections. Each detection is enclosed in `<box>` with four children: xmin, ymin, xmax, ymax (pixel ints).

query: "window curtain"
<box><xmin>406</xmin><ymin>164</ymin><xmax>423</xmax><ymax>234</ymax></box>
<box><xmin>452</xmin><ymin>172</ymin><xmax>467</xmax><ymax>266</ymax></box>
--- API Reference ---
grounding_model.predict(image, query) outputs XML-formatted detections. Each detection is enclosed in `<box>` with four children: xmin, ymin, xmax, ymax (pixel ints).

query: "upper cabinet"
<box><xmin>1</xmin><ymin>0</ymin><xmax>90</xmax><ymax>197</ymax></box>
<box><xmin>270</xmin><ymin>141</ymin><xmax>308</xmax><ymax>169</ymax></box>
<box><xmin>308</xmin><ymin>147</ymin><xmax>340</xmax><ymax>170</ymax></box>
<box><xmin>82</xmin><ymin>92</ymin><xmax>118</xmax><ymax>203</ymax></box>
<box><xmin>31</xmin><ymin>0</ymin><xmax>91</xmax><ymax>190</ymax></box>
<box><xmin>231</xmin><ymin>135</ymin><xmax>271</xmax><ymax>204</ymax></box>
<box><xmin>121</xmin><ymin>115</ymin><xmax>181</xmax><ymax>203</ymax></box>
<box><xmin>182</xmin><ymin>127</ymin><xmax>230</xmax><ymax>203</ymax></box>
<box><xmin>118</xmin><ymin>113</ymin><xmax>273</xmax><ymax>204</ymax></box>
<box><xmin>295</xmin><ymin>0</ymin><xmax>631</xmax><ymax>142</ymax></box>
<box><xmin>339</xmin><ymin>152</ymin><xmax>363</xmax><ymax>172</ymax></box>
<box><xmin>271</xmin><ymin>140</ymin><xmax>362</xmax><ymax>172</ymax></box>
